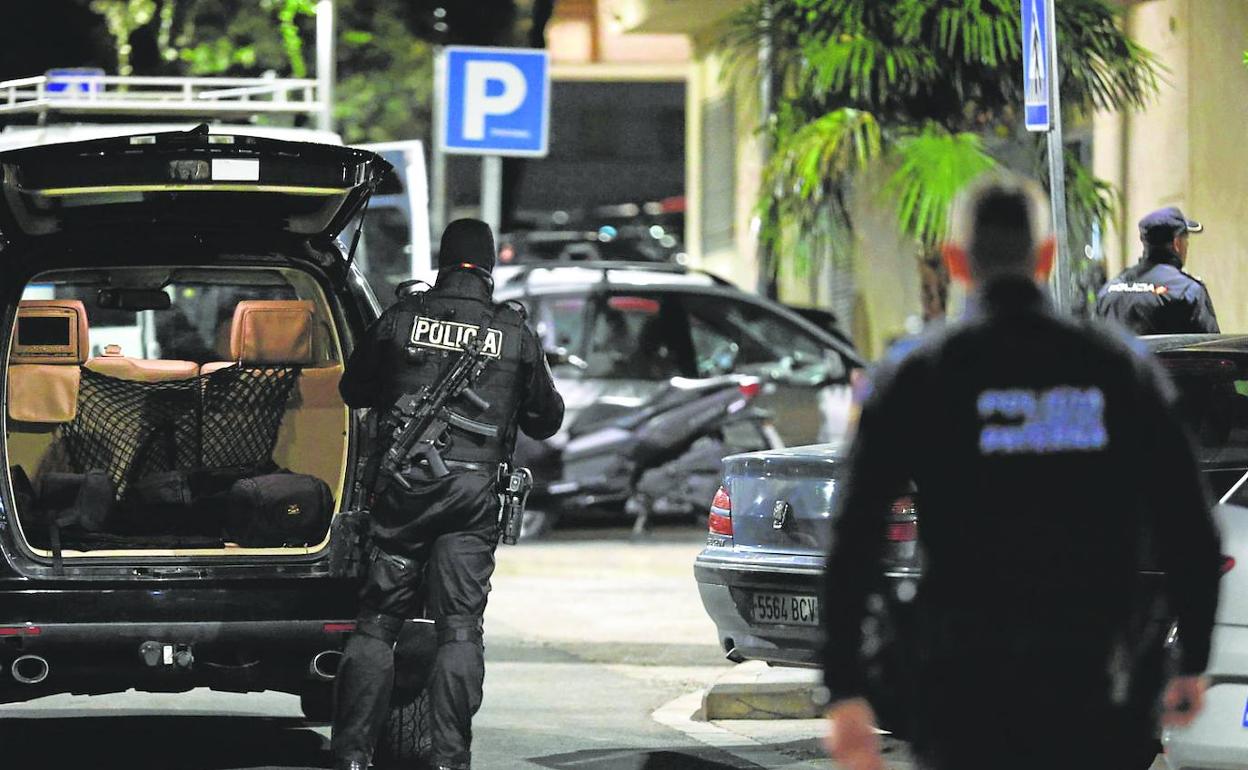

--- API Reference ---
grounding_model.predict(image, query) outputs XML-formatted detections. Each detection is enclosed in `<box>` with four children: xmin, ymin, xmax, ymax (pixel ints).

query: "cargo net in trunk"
<box><xmin>61</xmin><ymin>365</ymin><xmax>300</xmax><ymax>498</ymax></box>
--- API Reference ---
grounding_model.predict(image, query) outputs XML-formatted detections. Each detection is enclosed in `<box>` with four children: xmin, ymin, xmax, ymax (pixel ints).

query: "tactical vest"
<box><xmin>381</xmin><ymin>285</ymin><xmax>530</xmax><ymax>464</ymax></box>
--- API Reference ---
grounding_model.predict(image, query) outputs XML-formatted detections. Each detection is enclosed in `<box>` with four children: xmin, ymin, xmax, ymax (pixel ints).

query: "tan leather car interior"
<box><xmin>6</xmin><ymin>289</ymin><xmax>348</xmax><ymax>555</ymax></box>
<box><xmin>8</xmin><ymin>300</ymin><xmax>89</xmax><ymax>424</ymax></box>
<box><xmin>202</xmin><ymin>300</ymin><xmax>347</xmax><ymax>498</ymax></box>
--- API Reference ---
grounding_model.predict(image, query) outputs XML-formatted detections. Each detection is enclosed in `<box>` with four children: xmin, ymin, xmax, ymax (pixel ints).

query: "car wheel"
<box><xmin>519</xmin><ymin>509</ymin><xmax>558</xmax><ymax>541</ymax></box>
<box><xmin>374</xmin><ymin>687</ymin><xmax>432</xmax><ymax>769</ymax></box>
<box><xmin>299</xmin><ymin>682</ymin><xmax>334</xmax><ymax>723</ymax></box>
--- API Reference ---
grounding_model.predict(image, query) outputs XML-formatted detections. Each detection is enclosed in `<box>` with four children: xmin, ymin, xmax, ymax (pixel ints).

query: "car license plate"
<box><xmin>751</xmin><ymin>592</ymin><xmax>819</xmax><ymax>626</ymax></box>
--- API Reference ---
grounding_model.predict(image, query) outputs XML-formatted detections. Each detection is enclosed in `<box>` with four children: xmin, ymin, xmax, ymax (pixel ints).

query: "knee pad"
<box><xmin>437</xmin><ymin>614</ymin><xmax>483</xmax><ymax>646</ymax></box>
<box><xmin>355</xmin><ymin>612</ymin><xmax>405</xmax><ymax>645</ymax></box>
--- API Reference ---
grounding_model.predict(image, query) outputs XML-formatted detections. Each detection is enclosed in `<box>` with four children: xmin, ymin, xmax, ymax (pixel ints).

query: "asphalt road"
<box><xmin>0</xmin><ymin>524</ymin><xmax>801</xmax><ymax>770</ymax></box>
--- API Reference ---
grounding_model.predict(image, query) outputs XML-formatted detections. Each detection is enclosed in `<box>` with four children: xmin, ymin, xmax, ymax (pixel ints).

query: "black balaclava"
<box><xmin>438</xmin><ymin>219</ymin><xmax>497</xmax><ymax>274</ymax></box>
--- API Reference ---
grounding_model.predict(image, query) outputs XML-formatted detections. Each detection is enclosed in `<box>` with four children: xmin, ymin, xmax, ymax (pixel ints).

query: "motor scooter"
<box><xmin>513</xmin><ymin>375</ymin><xmax>782</xmax><ymax>538</ymax></box>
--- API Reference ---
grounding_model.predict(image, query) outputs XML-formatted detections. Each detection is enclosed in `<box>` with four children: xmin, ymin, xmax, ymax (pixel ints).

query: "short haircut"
<box><xmin>949</xmin><ymin>174</ymin><xmax>1051</xmax><ymax>276</ymax></box>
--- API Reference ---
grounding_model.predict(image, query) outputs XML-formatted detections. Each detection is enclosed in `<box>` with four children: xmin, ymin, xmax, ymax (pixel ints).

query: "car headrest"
<box><xmin>230</xmin><ymin>300</ymin><xmax>316</xmax><ymax>366</ymax></box>
<box><xmin>11</xmin><ymin>299</ymin><xmax>90</xmax><ymax>365</ymax></box>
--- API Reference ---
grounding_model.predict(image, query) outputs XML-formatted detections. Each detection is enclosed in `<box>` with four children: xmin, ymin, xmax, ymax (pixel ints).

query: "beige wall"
<box><xmin>1187</xmin><ymin>2</ymin><xmax>1248</xmax><ymax>332</ymax></box>
<box><xmin>849</xmin><ymin>173</ymin><xmax>925</xmax><ymax>358</ymax></box>
<box><xmin>683</xmin><ymin>46</ymin><xmax>761</xmax><ymax>291</ymax></box>
<box><xmin>1095</xmin><ymin>0</ymin><xmax>1248</xmax><ymax>332</ymax></box>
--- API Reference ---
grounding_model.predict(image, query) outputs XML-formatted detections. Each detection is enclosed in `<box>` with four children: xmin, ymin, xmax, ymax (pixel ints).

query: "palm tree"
<box><xmin>720</xmin><ymin>0</ymin><xmax>1159</xmax><ymax>321</ymax></box>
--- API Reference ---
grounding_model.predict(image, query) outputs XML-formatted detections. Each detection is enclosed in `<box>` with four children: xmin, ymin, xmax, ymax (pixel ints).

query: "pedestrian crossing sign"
<box><xmin>1022</xmin><ymin>0</ymin><xmax>1052</xmax><ymax>132</ymax></box>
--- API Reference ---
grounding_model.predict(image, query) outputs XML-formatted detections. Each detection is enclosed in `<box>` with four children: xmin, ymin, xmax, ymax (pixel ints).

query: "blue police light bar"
<box><xmin>45</xmin><ymin>68</ymin><xmax>105</xmax><ymax>96</ymax></box>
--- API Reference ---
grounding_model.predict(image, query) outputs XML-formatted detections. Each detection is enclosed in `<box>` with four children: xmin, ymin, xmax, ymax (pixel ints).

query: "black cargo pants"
<box><xmin>332</xmin><ymin>469</ymin><xmax>499</xmax><ymax>769</ymax></box>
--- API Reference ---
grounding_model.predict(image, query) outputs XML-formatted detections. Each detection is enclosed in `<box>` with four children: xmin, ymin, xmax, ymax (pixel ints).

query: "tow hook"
<box><xmin>139</xmin><ymin>641</ymin><xmax>195</xmax><ymax>670</ymax></box>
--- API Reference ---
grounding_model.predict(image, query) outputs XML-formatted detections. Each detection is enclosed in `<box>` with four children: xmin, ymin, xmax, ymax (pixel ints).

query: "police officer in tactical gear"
<box><xmin>332</xmin><ymin>219</ymin><xmax>564</xmax><ymax>770</ymax></box>
<box><xmin>1094</xmin><ymin>206</ymin><xmax>1220</xmax><ymax>334</ymax></box>
<box><xmin>822</xmin><ymin>176</ymin><xmax>1221</xmax><ymax>770</ymax></box>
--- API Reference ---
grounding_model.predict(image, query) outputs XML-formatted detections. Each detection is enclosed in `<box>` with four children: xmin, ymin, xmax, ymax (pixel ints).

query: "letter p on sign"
<box><xmin>441</xmin><ymin>47</ymin><xmax>551</xmax><ymax>158</ymax></box>
<box><xmin>463</xmin><ymin>61</ymin><xmax>527</xmax><ymax>141</ymax></box>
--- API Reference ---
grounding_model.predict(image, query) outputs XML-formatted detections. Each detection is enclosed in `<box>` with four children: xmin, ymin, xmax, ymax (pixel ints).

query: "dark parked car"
<box><xmin>0</xmin><ymin>130</ymin><xmax>428</xmax><ymax>764</ymax></box>
<box><xmin>493</xmin><ymin>262</ymin><xmax>863</xmax><ymax>531</ymax></box>
<box><xmin>695</xmin><ymin>334</ymin><xmax>1248</xmax><ymax>757</ymax></box>
<box><xmin>495</xmin><ymin>262</ymin><xmax>864</xmax><ymax>449</ymax></box>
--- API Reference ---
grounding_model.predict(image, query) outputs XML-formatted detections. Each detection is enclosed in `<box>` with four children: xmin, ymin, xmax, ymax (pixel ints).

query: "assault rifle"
<box><xmin>373</xmin><ymin>336</ymin><xmax>499</xmax><ymax>492</ymax></box>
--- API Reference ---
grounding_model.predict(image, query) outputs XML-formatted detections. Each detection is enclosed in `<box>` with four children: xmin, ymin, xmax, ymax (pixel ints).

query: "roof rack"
<box><xmin>0</xmin><ymin>73</ymin><xmax>326</xmax><ymax>121</ymax></box>
<box><xmin>502</xmin><ymin>260</ymin><xmax>732</xmax><ymax>288</ymax></box>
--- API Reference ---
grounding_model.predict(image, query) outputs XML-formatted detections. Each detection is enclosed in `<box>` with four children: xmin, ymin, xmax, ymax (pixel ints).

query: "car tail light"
<box><xmin>0</xmin><ymin>626</ymin><xmax>41</xmax><ymax>637</ymax></box>
<box><xmin>323</xmin><ymin>623</ymin><xmax>356</xmax><ymax>634</ymax></box>
<box><xmin>886</xmin><ymin>495</ymin><xmax>918</xmax><ymax>542</ymax></box>
<box><xmin>709</xmin><ymin>486</ymin><xmax>733</xmax><ymax>536</ymax></box>
<box><xmin>1222</xmin><ymin>556</ymin><xmax>1236</xmax><ymax>575</ymax></box>
<box><xmin>737</xmin><ymin>380</ymin><xmax>762</xmax><ymax>400</ymax></box>
<box><xmin>890</xmin><ymin>496</ymin><xmax>917</xmax><ymax>516</ymax></box>
<box><xmin>886</xmin><ymin>521</ymin><xmax>918</xmax><ymax>542</ymax></box>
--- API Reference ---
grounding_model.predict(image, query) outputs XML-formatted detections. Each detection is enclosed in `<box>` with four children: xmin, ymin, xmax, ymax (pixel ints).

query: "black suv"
<box><xmin>0</xmin><ymin>130</ymin><xmax>427</xmax><ymax>762</ymax></box>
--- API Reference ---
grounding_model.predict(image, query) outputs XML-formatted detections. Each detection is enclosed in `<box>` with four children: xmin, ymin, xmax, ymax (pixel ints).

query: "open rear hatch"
<box><xmin>0</xmin><ymin>129</ymin><xmax>390</xmax><ymax>570</ymax></box>
<box><xmin>0</xmin><ymin>124</ymin><xmax>393</xmax><ymax>246</ymax></box>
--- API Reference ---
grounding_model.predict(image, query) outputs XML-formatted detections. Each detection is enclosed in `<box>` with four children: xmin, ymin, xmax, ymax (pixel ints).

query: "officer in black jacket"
<box><xmin>1095</xmin><ymin>207</ymin><xmax>1219</xmax><ymax>334</ymax></box>
<box><xmin>821</xmin><ymin>177</ymin><xmax>1221</xmax><ymax>770</ymax></box>
<box><xmin>332</xmin><ymin>219</ymin><xmax>564</xmax><ymax>770</ymax></box>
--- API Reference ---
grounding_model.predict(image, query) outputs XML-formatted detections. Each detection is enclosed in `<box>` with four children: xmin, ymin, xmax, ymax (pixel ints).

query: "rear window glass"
<box><xmin>19</xmin><ymin>267</ymin><xmax>335</xmax><ymax>364</ymax></box>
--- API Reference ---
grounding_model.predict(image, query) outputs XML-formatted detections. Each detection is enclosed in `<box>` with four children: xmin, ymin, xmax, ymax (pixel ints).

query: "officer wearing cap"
<box><xmin>1094</xmin><ymin>207</ymin><xmax>1219</xmax><ymax>334</ymax></box>
<box><xmin>821</xmin><ymin>176</ymin><xmax>1221</xmax><ymax>770</ymax></box>
<box><xmin>331</xmin><ymin>219</ymin><xmax>564</xmax><ymax>770</ymax></box>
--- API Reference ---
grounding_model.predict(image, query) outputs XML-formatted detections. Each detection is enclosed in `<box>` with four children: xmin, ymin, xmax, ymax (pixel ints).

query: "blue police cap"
<box><xmin>1139</xmin><ymin>207</ymin><xmax>1203</xmax><ymax>245</ymax></box>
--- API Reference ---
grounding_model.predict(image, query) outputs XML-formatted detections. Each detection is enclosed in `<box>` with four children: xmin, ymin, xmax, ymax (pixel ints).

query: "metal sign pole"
<box><xmin>431</xmin><ymin>48</ymin><xmax>448</xmax><ymax>242</ymax></box>
<box><xmin>1044</xmin><ymin>0</ymin><xmax>1071</xmax><ymax>312</ymax></box>
<box><xmin>481</xmin><ymin>155</ymin><xmax>503</xmax><ymax>236</ymax></box>
<box><xmin>315</xmin><ymin>0</ymin><xmax>335</xmax><ymax>132</ymax></box>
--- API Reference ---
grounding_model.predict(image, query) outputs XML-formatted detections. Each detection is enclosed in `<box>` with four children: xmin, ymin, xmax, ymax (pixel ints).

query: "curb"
<box><xmin>702</xmin><ymin>660</ymin><xmax>824</xmax><ymax>720</ymax></box>
<box><xmin>652</xmin><ymin>690</ymin><xmax>829</xmax><ymax>769</ymax></box>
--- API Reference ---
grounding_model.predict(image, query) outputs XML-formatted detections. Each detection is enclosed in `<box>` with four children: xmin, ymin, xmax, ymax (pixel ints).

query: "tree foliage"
<box><xmin>720</xmin><ymin>0</ymin><xmax>1160</xmax><ymax>318</ymax></box>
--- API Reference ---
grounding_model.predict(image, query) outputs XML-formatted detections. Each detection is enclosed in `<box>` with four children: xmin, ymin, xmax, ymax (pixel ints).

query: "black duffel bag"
<box><xmin>122</xmin><ymin>464</ymin><xmax>269</xmax><ymax>536</ymax></box>
<box><xmin>224</xmin><ymin>472</ymin><xmax>334</xmax><ymax>547</ymax></box>
<box><xmin>40</xmin><ymin>469</ymin><xmax>116</xmax><ymax>532</ymax></box>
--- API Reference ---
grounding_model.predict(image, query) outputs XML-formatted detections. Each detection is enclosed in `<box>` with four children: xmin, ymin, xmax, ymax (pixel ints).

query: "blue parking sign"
<box><xmin>441</xmin><ymin>46</ymin><xmax>550</xmax><ymax>158</ymax></box>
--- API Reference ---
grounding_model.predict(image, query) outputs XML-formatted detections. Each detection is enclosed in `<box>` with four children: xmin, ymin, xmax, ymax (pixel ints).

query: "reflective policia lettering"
<box><xmin>409</xmin><ymin>316</ymin><xmax>504</xmax><ymax>358</ymax></box>
<box><xmin>977</xmin><ymin>386</ymin><xmax>1108</xmax><ymax>455</ymax></box>
<box><xmin>1106</xmin><ymin>282</ymin><xmax>1168</xmax><ymax>295</ymax></box>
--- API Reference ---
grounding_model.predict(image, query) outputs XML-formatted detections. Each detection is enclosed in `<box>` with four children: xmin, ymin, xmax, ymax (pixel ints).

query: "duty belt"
<box><xmin>401</xmin><ymin>459</ymin><xmax>497</xmax><ymax>478</ymax></box>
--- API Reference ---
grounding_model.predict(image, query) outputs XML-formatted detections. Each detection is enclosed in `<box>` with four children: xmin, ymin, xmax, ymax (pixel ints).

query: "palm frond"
<box><xmin>885</xmin><ymin>125</ymin><xmax>997</xmax><ymax>246</ymax></box>
<box><xmin>767</xmin><ymin>107</ymin><xmax>883</xmax><ymax>205</ymax></box>
<box><xmin>1061</xmin><ymin>149</ymin><xmax>1119</xmax><ymax>235</ymax></box>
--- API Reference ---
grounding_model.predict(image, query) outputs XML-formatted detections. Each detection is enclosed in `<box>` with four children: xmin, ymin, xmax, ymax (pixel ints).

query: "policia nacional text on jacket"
<box><xmin>330</xmin><ymin>220</ymin><xmax>564</xmax><ymax>770</ymax></box>
<box><xmin>820</xmin><ymin>178</ymin><xmax>1222</xmax><ymax>770</ymax></box>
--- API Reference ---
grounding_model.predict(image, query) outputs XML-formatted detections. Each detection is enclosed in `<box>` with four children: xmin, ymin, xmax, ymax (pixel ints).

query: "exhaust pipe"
<box><xmin>12</xmin><ymin>655</ymin><xmax>48</xmax><ymax>685</ymax></box>
<box><xmin>310</xmin><ymin>650</ymin><xmax>342</xmax><ymax>681</ymax></box>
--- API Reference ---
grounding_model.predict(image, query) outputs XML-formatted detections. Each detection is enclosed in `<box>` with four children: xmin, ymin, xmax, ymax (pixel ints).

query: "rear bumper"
<box><xmin>694</xmin><ymin>550</ymin><xmax>919</xmax><ymax>668</ymax></box>
<box><xmin>0</xmin><ymin>581</ymin><xmax>364</xmax><ymax>702</ymax></box>
<box><xmin>695</xmin><ymin>550</ymin><xmax>823</xmax><ymax>668</ymax></box>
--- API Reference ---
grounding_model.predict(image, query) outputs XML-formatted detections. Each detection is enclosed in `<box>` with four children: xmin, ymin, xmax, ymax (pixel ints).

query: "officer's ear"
<box><xmin>942</xmin><ymin>243</ymin><xmax>972</xmax><ymax>284</ymax></box>
<box><xmin>1034</xmin><ymin>236</ymin><xmax>1056</xmax><ymax>280</ymax></box>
